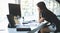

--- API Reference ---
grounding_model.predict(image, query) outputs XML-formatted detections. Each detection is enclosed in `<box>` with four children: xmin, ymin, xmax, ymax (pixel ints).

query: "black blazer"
<box><xmin>42</xmin><ymin>9</ymin><xmax>60</xmax><ymax>31</ymax></box>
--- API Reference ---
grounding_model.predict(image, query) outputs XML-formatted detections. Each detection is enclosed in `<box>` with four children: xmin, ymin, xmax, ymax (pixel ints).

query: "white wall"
<box><xmin>0</xmin><ymin>0</ymin><xmax>15</xmax><ymax>23</ymax></box>
<box><xmin>0</xmin><ymin>0</ymin><xmax>15</xmax><ymax>33</ymax></box>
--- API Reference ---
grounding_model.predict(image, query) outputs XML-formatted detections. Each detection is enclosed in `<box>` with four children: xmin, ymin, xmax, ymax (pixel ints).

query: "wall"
<box><xmin>0</xmin><ymin>0</ymin><xmax>15</xmax><ymax>23</ymax></box>
<box><xmin>0</xmin><ymin>0</ymin><xmax>15</xmax><ymax>33</ymax></box>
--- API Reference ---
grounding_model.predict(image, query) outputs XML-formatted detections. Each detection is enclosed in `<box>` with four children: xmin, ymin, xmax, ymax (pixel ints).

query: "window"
<box><xmin>44</xmin><ymin>0</ymin><xmax>60</xmax><ymax>13</ymax></box>
<box><xmin>21</xmin><ymin>0</ymin><xmax>44</xmax><ymax>21</ymax></box>
<box><xmin>20</xmin><ymin>0</ymin><xmax>60</xmax><ymax>21</ymax></box>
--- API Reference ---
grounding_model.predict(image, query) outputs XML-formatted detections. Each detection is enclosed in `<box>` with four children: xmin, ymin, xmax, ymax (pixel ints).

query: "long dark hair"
<box><xmin>37</xmin><ymin>2</ymin><xmax>47</xmax><ymax>10</ymax></box>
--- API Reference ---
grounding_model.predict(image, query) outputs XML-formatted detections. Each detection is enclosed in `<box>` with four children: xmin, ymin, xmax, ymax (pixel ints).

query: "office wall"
<box><xmin>0</xmin><ymin>0</ymin><xmax>15</xmax><ymax>22</ymax></box>
<box><xmin>0</xmin><ymin>0</ymin><xmax>15</xmax><ymax>33</ymax></box>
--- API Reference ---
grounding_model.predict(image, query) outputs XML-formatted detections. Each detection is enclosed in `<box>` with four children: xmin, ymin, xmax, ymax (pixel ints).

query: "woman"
<box><xmin>37</xmin><ymin>2</ymin><xmax>60</xmax><ymax>33</ymax></box>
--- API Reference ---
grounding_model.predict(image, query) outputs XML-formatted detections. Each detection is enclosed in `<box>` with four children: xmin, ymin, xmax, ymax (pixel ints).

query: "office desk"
<box><xmin>8</xmin><ymin>22</ymin><xmax>47</xmax><ymax>33</ymax></box>
<box><xmin>8</xmin><ymin>28</ymin><xmax>29</xmax><ymax>33</ymax></box>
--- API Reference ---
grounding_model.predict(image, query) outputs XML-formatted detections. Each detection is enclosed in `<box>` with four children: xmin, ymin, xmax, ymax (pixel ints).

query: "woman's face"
<box><xmin>37</xmin><ymin>7</ymin><xmax>42</xmax><ymax>13</ymax></box>
<box><xmin>37</xmin><ymin>7</ymin><xmax>41</xmax><ymax>11</ymax></box>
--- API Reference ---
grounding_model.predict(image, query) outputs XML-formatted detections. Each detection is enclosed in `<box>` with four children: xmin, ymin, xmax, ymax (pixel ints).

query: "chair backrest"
<box><xmin>7</xmin><ymin>15</ymin><xmax>16</xmax><ymax>27</ymax></box>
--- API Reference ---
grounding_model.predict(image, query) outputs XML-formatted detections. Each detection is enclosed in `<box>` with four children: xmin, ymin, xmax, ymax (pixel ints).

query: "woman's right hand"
<box><xmin>39</xmin><ymin>17</ymin><xmax>45</xmax><ymax>23</ymax></box>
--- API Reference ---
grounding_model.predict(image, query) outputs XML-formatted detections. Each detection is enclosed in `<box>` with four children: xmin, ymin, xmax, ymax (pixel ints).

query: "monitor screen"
<box><xmin>9</xmin><ymin>3</ymin><xmax>21</xmax><ymax>17</ymax></box>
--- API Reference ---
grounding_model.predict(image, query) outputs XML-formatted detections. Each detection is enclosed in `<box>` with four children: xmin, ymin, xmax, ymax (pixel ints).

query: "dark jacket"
<box><xmin>42</xmin><ymin>9</ymin><xmax>60</xmax><ymax>31</ymax></box>
<box><xmin>37</xmin><ymin>1</ymin><xmax>60</xmax><ymax>32</ymax></box>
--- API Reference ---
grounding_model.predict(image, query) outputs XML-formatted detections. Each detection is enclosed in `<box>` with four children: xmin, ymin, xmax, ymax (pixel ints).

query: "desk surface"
<box><xmin>8</xmin><ymin>21</ymin><xmax>47</xmax><ymax>33</ymax></box>
<box><xmin>8</xmin><ymin>28</ymin><xmax>38</xmax><ymax>33</ymax></box>
<box><xmin>16</xmin><ymin>22</ymin><xmax>40</xmax><ymax>30</ymax></box>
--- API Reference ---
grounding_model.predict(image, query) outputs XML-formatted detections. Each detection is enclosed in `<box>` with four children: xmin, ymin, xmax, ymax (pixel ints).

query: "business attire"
<box><xmin>38</xmin><ymin>9</ymin><xmax>60</xmax><ymax>33</ymax></box>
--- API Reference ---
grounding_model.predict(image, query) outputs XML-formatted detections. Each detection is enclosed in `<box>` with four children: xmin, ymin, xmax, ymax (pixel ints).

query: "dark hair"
<box><xmin>37</xmin><ymin>2</ymin><xmax>47</xmax><ymax>10</ymax></box>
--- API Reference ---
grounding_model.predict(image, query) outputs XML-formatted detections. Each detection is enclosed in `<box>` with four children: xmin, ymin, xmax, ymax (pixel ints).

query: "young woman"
<box><xmin>37</xmin><ymin>2</ymin><xmax>60</xmax><ymax>33</ymax></box>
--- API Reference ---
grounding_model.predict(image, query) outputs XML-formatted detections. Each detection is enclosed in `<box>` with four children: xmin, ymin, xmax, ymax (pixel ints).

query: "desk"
<box><xmin>8</xmin><ymin>22</ymin><xmax>47</xmax><ymax>33</ymax></box>
<box><xmin>8</xmin><ymin>28</ymin><xmax>29</xmax><ymax>33</ymax></box>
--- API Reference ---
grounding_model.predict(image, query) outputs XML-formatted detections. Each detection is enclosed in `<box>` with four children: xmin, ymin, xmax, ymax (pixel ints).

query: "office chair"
<box><xmin>7</xmin><ymin>15</ymin><xmax>16</xmax><ymax>28</ymax></box>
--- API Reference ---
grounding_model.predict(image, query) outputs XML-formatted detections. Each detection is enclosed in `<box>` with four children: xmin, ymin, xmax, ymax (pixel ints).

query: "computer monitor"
<box><xmin>9</xmin><ymin>3</ymin><xmax>21</xmax><ymax>17</ymax></box>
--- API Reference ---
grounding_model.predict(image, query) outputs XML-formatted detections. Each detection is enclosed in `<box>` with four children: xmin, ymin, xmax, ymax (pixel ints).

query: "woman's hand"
<box><xmin>39</xmin><ymin>17</ymin><xmax>45</xmax><ymax>23</ymax></box>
